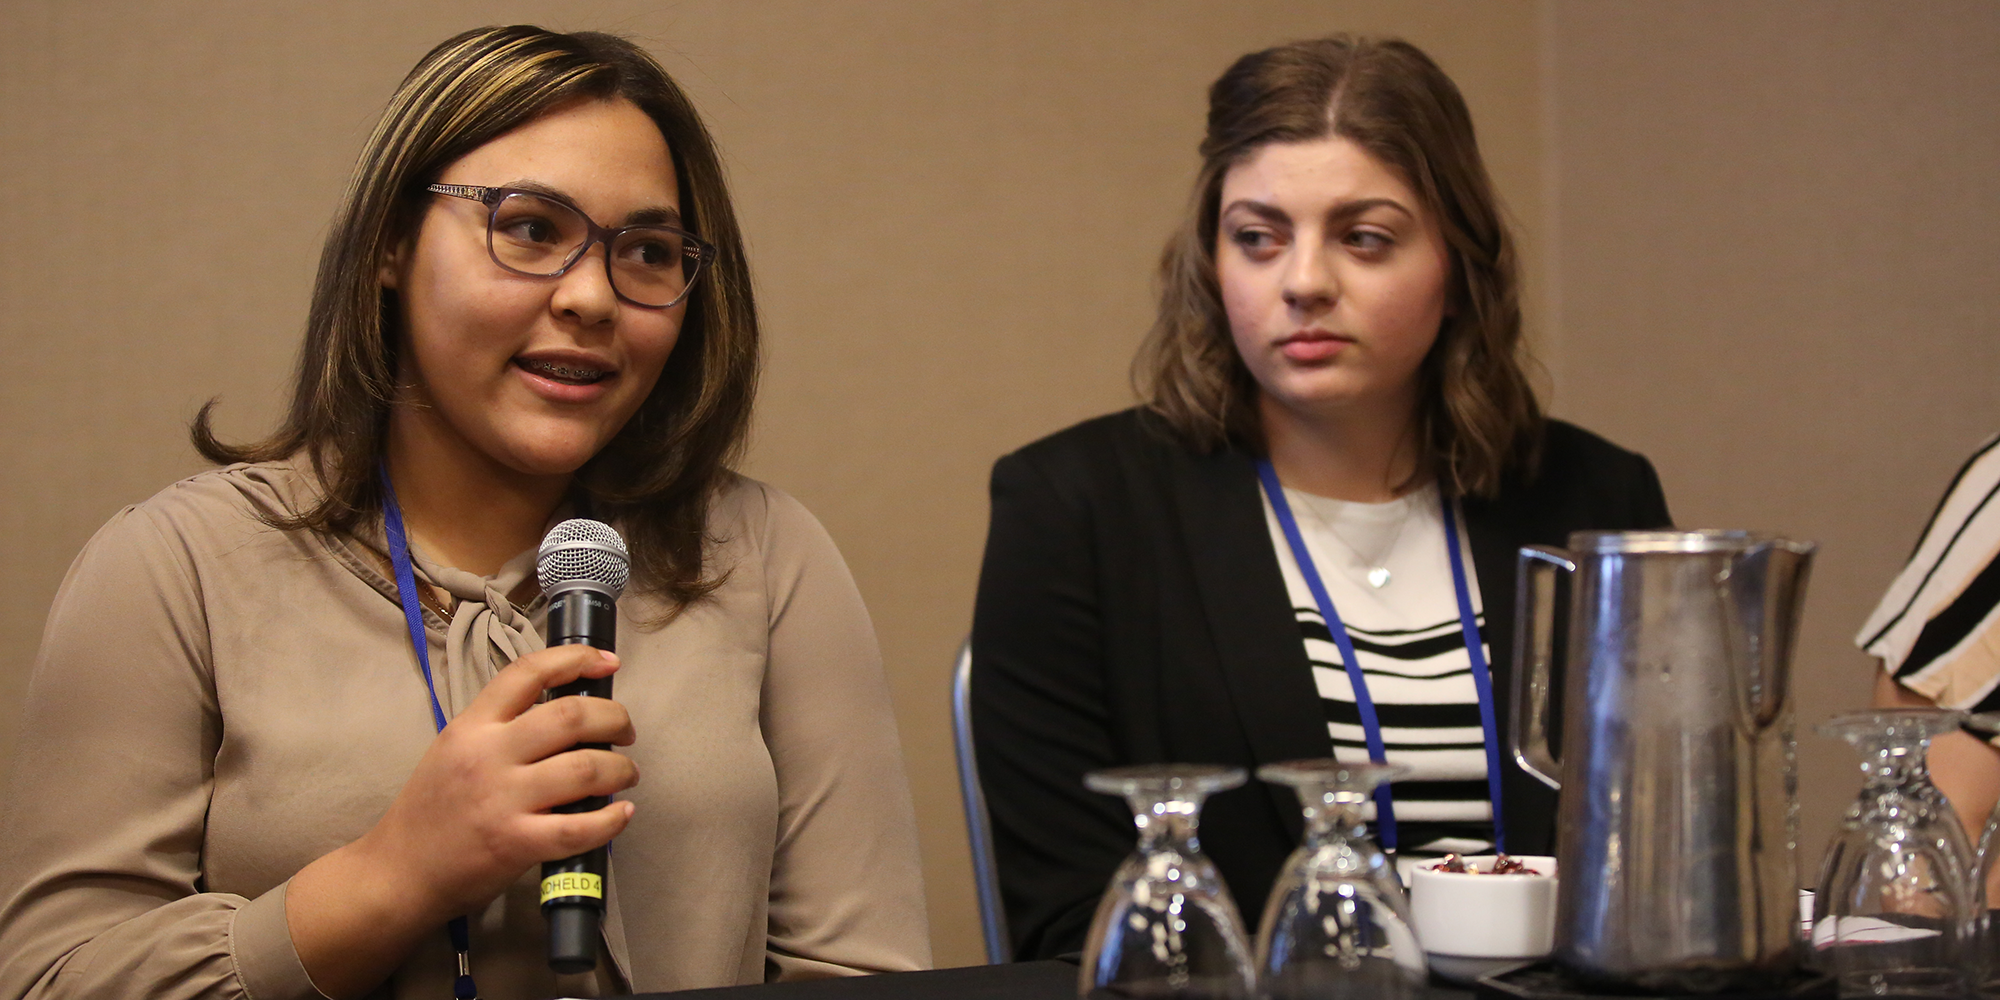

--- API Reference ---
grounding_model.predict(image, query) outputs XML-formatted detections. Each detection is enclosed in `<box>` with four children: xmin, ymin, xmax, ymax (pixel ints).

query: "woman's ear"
<box><xmin>378</xmin><ymin>210</ymin><xmax>420</xmax><ymax>289</ymax></box>
<box><xmin>378</xmin><ymin>241</ymin><xmax>405</xmax><ymax>290</ymax></box>
<box><xmin>1442</xmin><ymin>250</ymin><xmax>1465</xmax><ymax>319</ymax></box>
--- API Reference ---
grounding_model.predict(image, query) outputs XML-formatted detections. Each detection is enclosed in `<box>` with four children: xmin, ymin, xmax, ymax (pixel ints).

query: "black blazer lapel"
<box><xmin>1166</xmin><ymin>445</ymin><xmax>1329</xmax><ymax>841</ymax></box>
<box><xmin>1462</xmin><ymin>493</ymin><xmax>1520</xmax><ymax>756</ymax></box>
<box><xmin>1461</xmin><ymin>491</ymin><xmax>1563</xmax><ymax>855</ymax></box>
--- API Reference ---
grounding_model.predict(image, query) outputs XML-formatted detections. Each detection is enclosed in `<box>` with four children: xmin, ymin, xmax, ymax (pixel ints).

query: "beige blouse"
<box><xmin>0</xmin><ymin>460</ymin><xmax>931</xmax><ymax>999</ymax></box>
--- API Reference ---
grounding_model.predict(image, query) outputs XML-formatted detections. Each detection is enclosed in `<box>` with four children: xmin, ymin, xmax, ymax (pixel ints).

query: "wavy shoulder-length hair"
<box><xmin>1134</xmin><ymin>35</ymin><xmax>1540</xmax><ymax>498</ymax></box>
<box><xmin>194</xmin><ymin>25</ymin><xmax>758</xmax><ymax>610</ymax></box>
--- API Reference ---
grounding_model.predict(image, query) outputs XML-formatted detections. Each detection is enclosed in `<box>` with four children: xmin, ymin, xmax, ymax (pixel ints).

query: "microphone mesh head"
<box><xmin>538</xmin><ymin>518</ymin><xmax>630</xmax><ymax>598</ymax></box>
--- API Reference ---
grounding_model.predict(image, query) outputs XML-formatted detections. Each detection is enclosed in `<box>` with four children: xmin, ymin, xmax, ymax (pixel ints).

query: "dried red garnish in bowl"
<box><xmin>1425</xmin><ymin>853</ymin><xmax>1545</xmax><ymax>875</ymax></box>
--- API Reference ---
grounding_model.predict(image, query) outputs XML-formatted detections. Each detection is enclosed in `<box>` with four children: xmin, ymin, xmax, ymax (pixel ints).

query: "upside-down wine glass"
<box><xmin>1253</xmin><ymin>759</ymin><xmax>1425</xmax><ymax>1000</ymax></box>
<box><xmin>1957</xmin><ymin>711</ymin><xmax>2000</xmax><ymax>996</ymax></box>
<box><xmin>1814</xmin><ymin>709</ymin><xmax>1979</xmax><ymax>999</ymax></box>
<box><xmin>1079</xmin><ymin>764</ymin><xmax>1256</xmax><ymax>999</ymax></box>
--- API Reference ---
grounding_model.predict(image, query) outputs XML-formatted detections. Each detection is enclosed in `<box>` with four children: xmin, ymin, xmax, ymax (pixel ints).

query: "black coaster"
<box><xmin>1474</xmin><ymin>962</ymin><xmax>1834</xmax><ymax>1000</ymax></box>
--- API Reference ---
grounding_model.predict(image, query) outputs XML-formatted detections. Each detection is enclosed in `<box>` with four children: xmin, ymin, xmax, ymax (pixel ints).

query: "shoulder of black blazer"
<box><xmin>993</xmin><ymin>407</ymin><xmax>1673</xmax><ymax>853</ymax></box>
<box><xmin>996</xmin><ymin>409</ymin><xmax>1672</xmax><ymax>696</ymax></box>
<box><xmin>998</xmin><ymin>407</ymin><xmax>1672</xmax><ymax>562</ymax></box>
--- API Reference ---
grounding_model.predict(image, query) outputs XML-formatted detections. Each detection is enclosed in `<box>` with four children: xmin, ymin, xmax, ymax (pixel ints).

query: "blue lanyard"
<box><xmin>380</xmin><ymin>467</ymin><xmax>481</xmax><ymax>1000</ymax></box>
<box><xmin>1254</xmin><ymin>460</ymin><xmax>1508</xmax><ymax>854</ymax></box>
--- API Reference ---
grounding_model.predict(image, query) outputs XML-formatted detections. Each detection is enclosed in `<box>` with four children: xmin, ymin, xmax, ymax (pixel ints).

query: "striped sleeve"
<box><xmin>1856</xmin><ymin>434</ymin><xmax>2000</xmax><ymax>712</ymax></box>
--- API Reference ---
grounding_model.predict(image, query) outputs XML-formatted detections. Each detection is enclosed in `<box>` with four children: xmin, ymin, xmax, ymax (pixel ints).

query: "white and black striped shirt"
<box><xmin>1858</xmin><ymin>434</ymin><xmax>2000</xmax><ymax>720</ymax></box>
<box><xmin>1262</xmin><ymin>483</ymin><xmax>1494</xmax><ymax>854</ymax></box>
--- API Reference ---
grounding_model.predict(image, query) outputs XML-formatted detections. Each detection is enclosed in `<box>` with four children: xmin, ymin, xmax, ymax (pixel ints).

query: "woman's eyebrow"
<box><xmin>623</xmin><ymin>206</ymin><xmax>685</xmax><ymax>227</ymax></box>
<box><xmin>1219</xmin><ymin>199</ymin><xmax>1291</xmax><ymax>224</ymax></box>
<box><xmin>503</xmin><ymin>179</ymin><xmax>684</xmax><ymax>227</ymax></box>
<box><xmin>1218</xmin><ymin>196</ymin><xmax>1415</xmax><ymax>224</ymax></box>
<box><xmin>1325</xmin><ymin>197</ymin><xmax>1414</xmax><ymax>223</ymax></box>
<box><xmin>503</xmin><ymin>178</ymin><xmax>570</xmax><ymax>200</ymax></box>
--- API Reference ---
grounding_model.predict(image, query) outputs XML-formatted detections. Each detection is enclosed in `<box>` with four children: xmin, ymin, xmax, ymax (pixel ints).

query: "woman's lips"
<box><xmin>519</xmin><ymin>358</ymin><xmax>609</xmax><ymax>384</ymax></box>
<box><xmin>514</xmin><ymin>357</ymin><xmax>615</xmax><ymax>403</ymax></box>
<box><xmin>1278</xmin><ymin>332</ymin><xmax>1352</xmax><ymax>363</ymax></box>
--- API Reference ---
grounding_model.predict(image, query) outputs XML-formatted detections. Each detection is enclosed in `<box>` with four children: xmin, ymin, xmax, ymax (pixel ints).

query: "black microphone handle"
<box><xmin>542</xmin><ymin>587</ymin><xmax>617</xmax><ymax>974</ymax></box>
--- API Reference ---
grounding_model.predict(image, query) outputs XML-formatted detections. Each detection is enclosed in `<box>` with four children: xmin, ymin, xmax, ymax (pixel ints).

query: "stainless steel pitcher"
<box><xmin>1512</xmin><ymin>531</ymin><xmax>1815</xmax><ymax>993</ymax></box>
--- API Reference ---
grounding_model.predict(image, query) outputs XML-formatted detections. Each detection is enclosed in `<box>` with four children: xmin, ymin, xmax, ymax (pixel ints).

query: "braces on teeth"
<box><xmin>531</xmin><ymin>361</ymin><xmax>604</xmax><ymax>380</ymax></box>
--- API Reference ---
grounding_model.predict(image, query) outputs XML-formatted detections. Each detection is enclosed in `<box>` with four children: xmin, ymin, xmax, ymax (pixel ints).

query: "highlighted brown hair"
<box><xmin>1134</xmin><ymin>35</ymin><xmax>1539</xmax><ymax>497</ymax></box>
<box><xmin>193</xmin><ymin>25</ymin><xmax>758</xmax><ymax>610</ymax></box>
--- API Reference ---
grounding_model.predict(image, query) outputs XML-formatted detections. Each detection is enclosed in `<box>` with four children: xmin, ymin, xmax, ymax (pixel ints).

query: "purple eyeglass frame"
<box><xmin>425</xmin><ymin>183</ymin><xmax>718</xmax><ymax>309</ymax></box>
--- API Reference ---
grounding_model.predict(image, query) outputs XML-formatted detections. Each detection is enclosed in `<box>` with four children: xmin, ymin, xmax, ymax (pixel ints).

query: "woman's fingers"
<box><xmin>521</xmin><ymin>800</ymin><xmax>637</xmax><ymax>859</ymax></box>
<box><xmin>517</xmin><ymin>748</ymin><xmax>640</xmax><ymax>811</ymax></box>
<box><xmin>511</xmin><ymin>693</ymin><xmax>637</xmax><ymax>762</ymax></box>
<box><xmin>343</xmin><ymin>643</ymin><xmax>643</xmax><ymax>930</ymax></box>
<box><xmin>461</xmin><ymin>644</ymin><xmax>619</xmax><ymax>726</ymax></box>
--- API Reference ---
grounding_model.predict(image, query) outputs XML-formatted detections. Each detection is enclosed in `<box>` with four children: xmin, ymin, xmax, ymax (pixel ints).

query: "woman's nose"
<box><xmin>550</xmin><ymin>242</ymin><xmax>620</xmax><ymax>325</ymax></box>
<box><xmin>1280</xmin><ymin>244</ymin><xmax>1337</xmax><ymax>312</ymax></box>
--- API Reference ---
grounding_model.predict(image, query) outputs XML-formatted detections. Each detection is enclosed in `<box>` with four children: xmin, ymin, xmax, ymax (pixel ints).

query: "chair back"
<box><xmin>951</xmin><ymin>638</ymin><xmax>1012</xmax><ymax>964</ymax></box>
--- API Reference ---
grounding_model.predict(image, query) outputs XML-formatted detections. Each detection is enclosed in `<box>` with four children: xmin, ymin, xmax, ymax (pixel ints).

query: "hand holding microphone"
<box><xmin>286</xmin><ymin>642</ymin><xmax>634</xmax><ymax>999</ymax></box>
<box><xmin>287</xmin><ymin>520</ymin><xmax>634</xmax><ymax>991</ymax></box>
<box><xmin>535</xmin><ymin>518</ymin><xmax>632</xmax><ymax>974</ymax></box>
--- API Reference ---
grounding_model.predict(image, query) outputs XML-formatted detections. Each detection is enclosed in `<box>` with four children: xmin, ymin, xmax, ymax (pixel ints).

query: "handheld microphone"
<box><xmin>535</xmin><ymin>518</ymin><xmax>630</xmax><ymax>974</ymax></box>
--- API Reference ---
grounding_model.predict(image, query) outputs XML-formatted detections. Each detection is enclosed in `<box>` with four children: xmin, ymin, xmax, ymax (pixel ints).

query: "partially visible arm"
<box><xmin>1629</xmin><ymin>451</ymin><xmax>1674</xmax><ymax>529</ymax></box>
<box><xmin>0</xmin><ymin>508</ymin><xmax>313</xmax><ymax>1000</ymax></box>
<box><xmin>755</xmin><ymin>486</ymin><xmax>931</xmax><ymax>979</ymax></box>
<box><xmin>970</xmin><ymin>452</ymin><xmax>1135</xmax><ymax>960</ymax></box>
<box><xmin>1871</xmin><ymin>669</ymin><xmax>2000</xmax><ymax>895</ymax></box>
<box><xmin>0</xmin><ymin>506</ymin><xmax>639</xmax><ymax>1000</ymax></box>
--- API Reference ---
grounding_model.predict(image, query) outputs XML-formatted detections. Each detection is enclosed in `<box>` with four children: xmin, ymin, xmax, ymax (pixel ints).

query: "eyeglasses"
<box><xmin>424</xmin><ymin>183</ymin><xmax>718</xmax><ymax>309</ymax></box>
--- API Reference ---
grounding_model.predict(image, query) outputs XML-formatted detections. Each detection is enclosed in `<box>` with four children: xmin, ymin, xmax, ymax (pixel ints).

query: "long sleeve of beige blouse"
<box><xmin>0</xmin><ymin>493</ymin><xmax>312</xmax><ymax>999</ymax></box>
<box><xmin>0</xmin><ymin>466</ymin><xmax>930</xmax><ymax>999</ymax></box>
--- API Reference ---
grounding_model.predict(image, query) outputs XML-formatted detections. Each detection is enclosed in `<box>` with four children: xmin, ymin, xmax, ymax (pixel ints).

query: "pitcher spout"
<box><xmin>1718</xmin><ymin>537</ymin><xmax>1817</xmax><ymax>730</ymax></box>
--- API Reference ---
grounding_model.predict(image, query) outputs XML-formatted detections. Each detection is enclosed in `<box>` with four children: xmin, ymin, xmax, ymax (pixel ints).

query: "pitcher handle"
<box><xmin>1513</xmin><ymin>545</ymin><xmax>1574</xmax><ymax>791</ymax></box>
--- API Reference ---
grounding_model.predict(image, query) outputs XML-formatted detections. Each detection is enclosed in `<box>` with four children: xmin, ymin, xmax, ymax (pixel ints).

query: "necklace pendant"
<box><xmin>1367</xmin><ymin>566</ymin><xmax>1392</xmax><ymax>589</ymax></box>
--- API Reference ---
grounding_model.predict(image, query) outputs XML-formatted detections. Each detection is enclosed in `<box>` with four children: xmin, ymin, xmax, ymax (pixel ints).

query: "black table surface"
<box><xmin>627</xmin><ymin>960</ymin><xmax>1076</xmax><ymax>1000</ymax></box>
<box><xmin>623</xmin><ymin>960</ymin><xmax>1481</xmax><ymax>1000</ymax></box>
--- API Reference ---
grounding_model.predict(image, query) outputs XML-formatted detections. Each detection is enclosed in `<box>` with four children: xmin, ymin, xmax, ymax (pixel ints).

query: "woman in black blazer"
<box><xmin>969</xmin><ymin>35</ymin><xmax>1670</xmax><ymax>962</ymax></box>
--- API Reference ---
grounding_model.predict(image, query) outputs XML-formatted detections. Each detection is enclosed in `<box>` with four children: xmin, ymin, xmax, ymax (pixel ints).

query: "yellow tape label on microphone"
<box><xmin>540</xmin><ymin>872</ymin><xmax>604</xmax><ymax>904</ymax></box>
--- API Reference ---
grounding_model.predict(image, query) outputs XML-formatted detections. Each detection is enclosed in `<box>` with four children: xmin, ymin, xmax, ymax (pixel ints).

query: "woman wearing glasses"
<box><xmin>0</xmin><ymin>26</ymin><xmax>927</xmax><ymax>1000</ymax></box>
<box><xmin>970</xmin><ymin>36</ymin><xmax>1672</xmax><ymax>960</ymax></box>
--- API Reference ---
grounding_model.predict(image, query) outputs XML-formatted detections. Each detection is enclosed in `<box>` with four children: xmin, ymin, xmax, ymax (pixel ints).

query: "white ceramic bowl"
<box><xmin>1407</xmin><ymin>854</ymin><xmax>1558</xmax><ymax>963</ymax></box>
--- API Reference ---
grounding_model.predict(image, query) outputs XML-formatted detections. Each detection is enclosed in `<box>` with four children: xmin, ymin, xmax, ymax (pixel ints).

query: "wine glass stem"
<box><xmin>1860</xmin><ymin>743</ymin><xmax>1929</xmax><ymax>790</ymax></box>
<box><xmin>1302</xmin><ymin>792</ymin><xmax>1372</xmax><ymax>849</ymax></box>
<box><xmin>1133</xmin><ymin>797</ymin><xmax>1203</xmax><ymax>854</ymax></box>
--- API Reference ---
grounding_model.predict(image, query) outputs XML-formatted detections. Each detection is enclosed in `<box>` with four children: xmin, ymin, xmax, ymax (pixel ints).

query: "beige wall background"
<box><xmin>1541</xmin><ymin>0</ymin><xmax>2000</xmax><ymax>883</ymax></box>
<box><xmin>0</xmin><ymin>0</ymin><xmax>1991</xmax><ymax>974</ymax></box>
